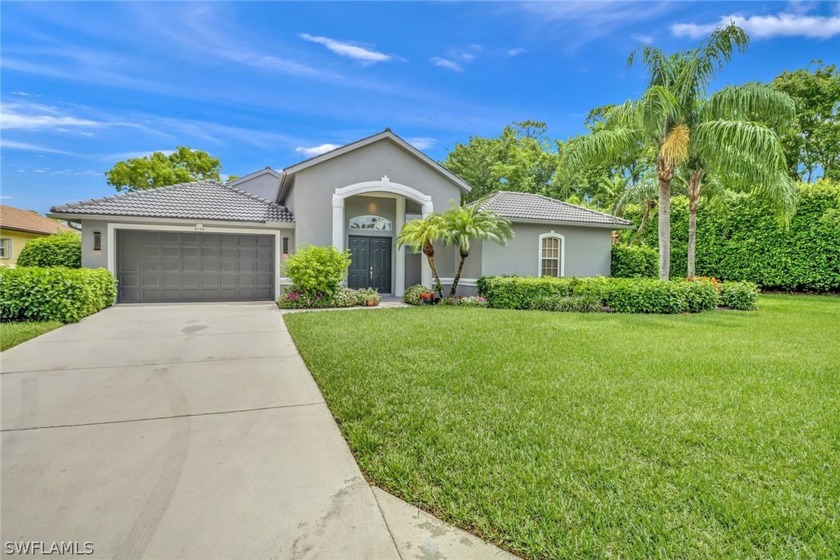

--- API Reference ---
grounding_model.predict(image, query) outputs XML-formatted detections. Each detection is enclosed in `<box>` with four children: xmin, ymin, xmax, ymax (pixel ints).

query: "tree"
<box><xmin>771</xmin><ymin>61</ymin><xmax>840</xmax><ymax>182</ymax></box>
<box><xmin>612</xmin><ymin>176</ymin><xmax>660</xmax><ymax>242</ymax></box>
<box><xmin>683</xmin><ymin>83</ymin><xmax>796</xmax><ymax>276</ymax></box>
<box><xmin>571</xmin><ymin>24</ymin><xmax>749</xmax><ymax>279</ymax></box>
<box><xmin>443</xmin><ymin>121</ymin><xmax>560</xmax><ymax>202</ymax></box>
<box><xmin>441</xmin><ymin>205</ymin><xmax>513</xmax><ymax>296</ymax></box>
<box><xmin>396</xmin><ymin>215</ymin><xmax>447</xmax><ymax>298</ymax></box>
<box><xmin>105</xmin><ymin>147</ymin><xmax>222</xmax><ymax>192</ymax></box>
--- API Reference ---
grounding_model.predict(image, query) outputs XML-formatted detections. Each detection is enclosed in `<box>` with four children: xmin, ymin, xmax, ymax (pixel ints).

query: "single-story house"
<box><xmin>1</xmin><ymin>205</ymin><xmax>77</xmax><ymax>266</ymax></box>
<box><xmin>50</xmin><ymin>129</ymin><xmax>632</xmax><ymax>303</ymax></box>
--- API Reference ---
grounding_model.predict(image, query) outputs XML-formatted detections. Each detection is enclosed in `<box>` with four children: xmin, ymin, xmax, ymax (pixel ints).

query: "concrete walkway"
<box><xmin>1</xmin><ymin>303</ymin><xmax>514</xmax><ymax>559</ymax></box>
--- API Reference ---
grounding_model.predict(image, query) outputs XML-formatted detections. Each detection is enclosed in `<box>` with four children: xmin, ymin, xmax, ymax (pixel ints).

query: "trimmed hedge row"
<box><xmin>278</xmin><ymin>286</ymin><xmax>381</xmax><ymax>309</ymax></box>
<box><xmin>17</xmin><ymin>232</ymin><xmax>82</xmax><ymax>268</ymax></box>
<box><xmin>476</xmin><ymin>276</ymin><xmax>757</xmax><ymax>313</ymax></box>
<box><xmin>0</xmin><ymin>267</ymin><xmax>117</xmax><ymax>323</ymax></box>
<box><xmin>623</xmin><ymin>180</ymin><xmax>840</xmax><ymax>291</ymax></box>
<box><xmin>611</xmin><ymin>244</ymin><xmax>658</xmax><ymax>278</ymax></box>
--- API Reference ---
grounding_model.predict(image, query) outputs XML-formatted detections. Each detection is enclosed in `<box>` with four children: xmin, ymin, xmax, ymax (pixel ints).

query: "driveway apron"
<box><xmin>1</xmin><ymin>302</ymin><xmax>400</xmax><ymax>559</ymax></box>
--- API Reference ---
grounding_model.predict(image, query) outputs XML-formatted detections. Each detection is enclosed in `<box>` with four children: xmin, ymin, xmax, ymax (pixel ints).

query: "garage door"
<box><xmin>117</xmin><ymin>230</ymin><xmax>275</xmax><ymax>303</ymax></box>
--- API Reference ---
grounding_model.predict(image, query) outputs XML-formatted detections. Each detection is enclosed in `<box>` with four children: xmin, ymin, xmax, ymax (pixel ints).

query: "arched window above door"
<box><xmin>349</xmin><ymin>215</ymin><xmax>392</xmax><ymax>231</ymax></box>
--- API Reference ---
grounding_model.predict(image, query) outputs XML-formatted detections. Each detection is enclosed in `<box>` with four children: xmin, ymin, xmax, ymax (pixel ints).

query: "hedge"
<box><xmin>477</xmin><ymin>276</ymin><xmax>757</xmax><ymax>314</ymax></box>
<box><xmin>17</xmin><ymin>232</ymin><xmax>82</xmax><ymax>268</ymax></box>
<box><xmin>622</xmin><ymin>180</ymin><xmax>840</xmax><ymax>291</ymax></box>
<box><xmin>0</xmin><ymin>267</ymin><xmax>117</xmax><ymax>323</ymax></box>
<box><xmin>611</xmin><ymin>244</ymin><xmax>658</xmax><ymax>278</ymax></box>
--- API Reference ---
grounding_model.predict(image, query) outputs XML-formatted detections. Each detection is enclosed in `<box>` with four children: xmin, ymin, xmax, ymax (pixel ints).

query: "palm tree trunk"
<box><xmin>657</xmin><ymin>159</ymin><xmax>673</xmax><ymax>280</ymax></box>
<box><xmin>687</xmin><ymin>169</ymin><xmax>703</xmax><ymax>278</ymax></box>
<box><xmin>450</xmin><ymin>255</ymin><xmax>466</xmax><ymax>297</ymax></box>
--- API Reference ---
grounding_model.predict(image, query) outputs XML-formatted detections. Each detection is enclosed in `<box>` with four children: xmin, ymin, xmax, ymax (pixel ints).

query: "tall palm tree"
<box><xmin>571</xmin><ymin>24</ymin><xmax>749</xmax><ymax>279</ymax></box>
<box><xmin>612</xmin><ymin>176</ymin><xmax>660</xmax><ymax>242</ymax></box>
<box><xmin>396</xmin><ymin>214</ymin><xmax>446</xmax><ymax>298</ymax></box>
<box><xmin>683</xmin><ymin>83</ymin><xmax>796</xmax><ymax>276</ymax></box>
<box><xmin>441</xmin><ymin>205</ymin><xmax>513</xmax><ymax>297</ymax></box>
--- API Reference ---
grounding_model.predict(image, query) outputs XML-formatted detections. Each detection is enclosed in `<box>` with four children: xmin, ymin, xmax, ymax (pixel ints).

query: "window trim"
<box><xmin>538</xmin><ymin>232</ymin><xmax>564</xmax><ymax>277</ymax></box>
<box><xmin>0</xmin><ymin>237</ymin><xmax>11</xmax><ymax>259</ymax></box>
<box><xmin>349</xmin><ymin>214</ymin><xmax>393</xmax><ymax>231</ymax></box>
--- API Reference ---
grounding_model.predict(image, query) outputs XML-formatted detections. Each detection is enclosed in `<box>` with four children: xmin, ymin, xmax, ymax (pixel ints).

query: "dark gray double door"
<box><xmin>117</xmin><ymin>230</ymin><xmax>275</xmax><ymax>303</ymax></box>
<box><xmin>348</xmin><ymin>236</ymin><xmax>391</xmax><ymax>293</ymax></box>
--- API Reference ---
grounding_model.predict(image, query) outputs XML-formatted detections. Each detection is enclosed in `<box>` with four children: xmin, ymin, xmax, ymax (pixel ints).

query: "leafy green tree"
<box><xmin>105</xmin><ymin>147</ymin><xmax>222</xmax><ymax>192</ymax></box>
<box><xmin>440</xmin><ymin>205</ymin><xmax>513</xmax><ymax>296</ymax></box>
<box><xmin>771</xmin><ymin>61</ymin><xmax>840</xmax><ymax>182</ymax></box>
<box><xmin>443</xmin><ymin>121</ymin><xmax>560</xmax><ymax>202</ymax></box>
<box><xmin>571</xmin><ymin>24</ymin><xmax>749</xmax><ymax>279</ymax></box>
<box><xmin>396</xmin><ymin>215</ymin><xmax>447</xmax><ymax>298</ymax></box>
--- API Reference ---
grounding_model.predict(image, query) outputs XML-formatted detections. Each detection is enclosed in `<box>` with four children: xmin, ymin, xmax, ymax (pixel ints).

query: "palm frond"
<box><xmin>613</xmin><ymin>177</ymin><xmax>659</xmax><ymax>215</ymax></box>
<box><xmin>661</xmin><ymin>123</ymin><xmax>690</xmax><ymax>166</ymax></box>
<box><xmin>639</xmin><ymin>86</ymin><xmax>682</xmax><ymax>139</ymax></box>
<box><xmin>703</xmin><ymin>84</ymin><xmax>795</xmax><ymax>126</ymax></box>
<box><xmin>566</xmin><ymin>128</ymin><xmax>642</xmax><ymax>170</ymax></box>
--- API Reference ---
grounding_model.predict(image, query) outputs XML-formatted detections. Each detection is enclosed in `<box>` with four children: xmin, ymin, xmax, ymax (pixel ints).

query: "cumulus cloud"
<box><xmin>430</xmin><ymin>57</ymin><xmax>463</xmax><ymax>72</ymax></box>
<box><xmin>299</xmin><ymin>33</ymin><xmax>395</xmax><ymax>64</ymax></box>
<box><xmin>295</xmin><ymin>143</ymin><xmax>340</xmax><ymax>157</ymax></box>
<box><xmin>672</xmin><ymin>11</ymin><xmax>840</xmax><ymax>39</ymax></box>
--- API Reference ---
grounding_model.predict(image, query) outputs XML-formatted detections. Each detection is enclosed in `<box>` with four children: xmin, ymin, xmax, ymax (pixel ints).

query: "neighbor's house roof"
<box><xmin>277</xmin><ymin>129</ymin><xmax>472</xmax><ymax>203</ymax></box>
<box><xmin>0</xmin><ymin>205</ymin><xmax>77</xmax><ymax>235</ymax></box>
<box><xmin>50</xmin><ymin>181</ymin><xmax>294</xmax><ymax>223</ymax></box>
<box><xmin>475</xmin><ymin>191</ymin><xmax>633</xmax><ymax>228</ymax></box>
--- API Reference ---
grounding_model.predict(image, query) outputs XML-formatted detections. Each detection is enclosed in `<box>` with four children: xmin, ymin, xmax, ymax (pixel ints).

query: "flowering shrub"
<box><xmin>458</xmin><ymin>296</ymin><xmax>488</xmax><ymax>307</ymax></box>
<box><xmin>403</xmin><ymin>284</ymin><xmax>433</xmax><ymax>305</ymax></box>
<box><xmin>278</xmin><ymin>286</ymin><xmax>381</xmax><ymax>309</ymax></box>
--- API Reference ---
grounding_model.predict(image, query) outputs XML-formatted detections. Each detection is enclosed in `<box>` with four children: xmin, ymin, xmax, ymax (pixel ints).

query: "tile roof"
<box><xmin>475</xmin><ymin>191</ymin><xmax>633</xmax><ymax>227</ymax></box>
<box><xmin>1</xmin><ymin>205</ymin><xmax>77</xmax><ymax>235</ymax></box>
<box><xmin>51</xmin><ymin>181</ymin><xmax>294</xmax><ymax>223</ymax></box>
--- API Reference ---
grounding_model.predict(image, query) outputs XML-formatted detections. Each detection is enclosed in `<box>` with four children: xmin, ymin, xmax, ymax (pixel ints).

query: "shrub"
<box><xmin>529</xmin><ymin>295</ymin><xmax>602</xmax><ymax>313</ymax></box>
<box><xmin>403</xmin><ymin>284</ymin><xmax>433</xmax><ymax>306</ymax></box>
<box><xmin>478</xmin><ymin>276</ymin><xmax>757</xmax><ymax>314</ymax></box>
<box><xmin>355</xmin><ymin>288</ymin><xmax>381</xmax><ymax>306</ymax></box>
<box><xmin>278</xmin><ymin>286</ymin><xmax>381</xmax><ymax>309</ymax></box>
<box><xmin>611</xmin><ymin>244</ymin><xmax>657</xmax><ymax>278</ymax></box>
<box><xmin>17</xmin><ymin>232</ymin><xmax>81</xmax><ymax>268</ymax></box>
<box><xmin>719</xmin><ymin>281</ymin><xmax>759</xmax><ymax>310</ymax></box>
<box><xmin>283</xmin><ymin>245</ymin><xmax>351</xmax><ymax>296</ymax></box>
<box><xmin>624</xmin><ymin>181</ymin><xmax>840</xmax><ymax>291</ymax></box>
<box><xmin>678</xmin><ymin>279</ymin><xmax>720</xmax><ymax>313</ymax></box>
<box><xmin>0</xmin><ymin>267</ymin><xmax>117</xmax><ymax>323</ymax></box>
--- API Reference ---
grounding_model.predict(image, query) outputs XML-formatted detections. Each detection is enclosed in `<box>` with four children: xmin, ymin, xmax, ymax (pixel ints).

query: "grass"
<box><xmin>0</xmin><ymin>321</ymin><xmax>62</xmax><ymax>351</ymax></box>
<box><xmin>285</xmin><ymin>295</ymin><xmax>840</xmax><ymax>560</ymax></box>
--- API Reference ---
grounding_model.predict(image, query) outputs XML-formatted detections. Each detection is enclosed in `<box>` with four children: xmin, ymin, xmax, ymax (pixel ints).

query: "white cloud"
<box><xmin>295</xmin><ymin>144</ymin><xmax>340</xmax><ymax>157</ymax></box>
<box><xmin>431</xmin><ymin>57</ymin><xmax>463</xmax><ymax>72</ymax></box>
<box><xmin>505</xmin><ymin>48</ymin><xmax>527</xmax><ymax>57</ymax></box>
<box><xmin>407</xmin><ymin>137</ymin><xmax>435</xmax><ymax>150</ymax></box>
<box><xmin>631</xmin><ymin>33</ymin><xmax>654</xmax><ymax>44</ymax></box>
<box><xmin>0</xmin><ymin>139</ymin><xmax>74</xmax><ymax>155</ymax></box>
<box><xmin>10</xmin><ymin>91</ymin><xmax>31</xmax><ymax>96</ymax></box>
<box><xmin>299</xmin><ymin>33</ymin><xmax>395</xmax><ymax>64</ymax></box>
<box><xmin>105</xmin><ymin>149</ymin><xmax>176</xmax><ymax>161</ymax></box>
<box><xmin>0</xmin><ymin>103</ymin><xmax>102</xmax><ymax>130</ymax></box>
<box><xmin>672</xmin><ymin>12</ymin><xmax>840</xmax><ymax>39</ymax></box>
<box><xmin>1</xmin><ymin>195</ymin><xmax>13</xmax><ymax>199</ymax></box>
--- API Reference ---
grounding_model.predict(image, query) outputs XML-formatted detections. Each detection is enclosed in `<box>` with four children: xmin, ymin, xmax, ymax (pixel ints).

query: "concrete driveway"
<box><xmin>1</xmin><ymin>303</ymin><xmax>399</xmax><ymax>559</ymax></box>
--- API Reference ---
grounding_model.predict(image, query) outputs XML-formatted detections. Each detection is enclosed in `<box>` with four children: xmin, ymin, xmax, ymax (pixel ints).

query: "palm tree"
<box><xmin>396</xmin><ymin>214</ymin><xmax>446</xmax><ymax>298</ymax></box>
<box><xmin>612</xmin><ymin>176</ymin><xmax>660</xmax><ymax>242</ymax></box>
<box><xmin>441</xmin><ymin>205</ymin><xmax>513</xmax><ymax>297</ymax></box>
<box><xmin>571</xmin><ymin>24</ymin><xmax>749</xmax><ymax>279</ymax></box>
<box><xmin>683</xmin><ymin>83</ymin><xmax>796</xmax><ymax>276</ymax></box>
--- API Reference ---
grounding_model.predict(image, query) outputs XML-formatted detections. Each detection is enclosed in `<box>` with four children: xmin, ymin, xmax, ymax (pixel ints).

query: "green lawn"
<box><xmin>0</xmin><ymin>321</ymin><xmax>62</xmax><ymax>351</ymax></box>
<box><xmin>285</xmin><ymin>295</ymin><xmax>839</xmax><ymax>560</ymax></box>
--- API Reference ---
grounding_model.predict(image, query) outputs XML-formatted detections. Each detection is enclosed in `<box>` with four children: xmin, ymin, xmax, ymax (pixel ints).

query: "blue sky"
<box><xmin>1</xmin><ymin>1</ymin><xmax>838</xmax><ymax>214</ymax></box>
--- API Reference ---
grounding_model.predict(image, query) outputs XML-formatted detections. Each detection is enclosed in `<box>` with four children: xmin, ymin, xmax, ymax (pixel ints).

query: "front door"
<box><xmin>348</xmin><ymin>236</ymin><xmax>391</xmax><ymax>293</ymax></box>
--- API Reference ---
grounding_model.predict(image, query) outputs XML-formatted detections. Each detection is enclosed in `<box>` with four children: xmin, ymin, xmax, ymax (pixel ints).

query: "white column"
<box><xmin>332</xmin><ymin>195</ymin><xmax>344</xmax><ymax>251</ymax></box>
<box><xmin>394</xmin><ymin>196</ymin><xmax>406</xmax><ymax>297</ymax></box>
<box><xmin>420</xmin><ymin>200</ymin><xmax>433</xmax><ymax>289</ymax></box>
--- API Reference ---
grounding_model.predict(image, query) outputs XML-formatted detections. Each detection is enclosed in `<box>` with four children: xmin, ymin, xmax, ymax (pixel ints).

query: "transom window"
<box><xmin>349</xmin><ymin>215</ymin><xmax>392</xmax><ymax>231</ymax></box>
<box><xmin>0</xmin><ymin>238</ymin><xmax>10</xmax><ymax>259</ymax></box>
<box><xmin>539</xmin><ymin>233</ymin><xmax>564</xmax><ymax>277</ymax></box>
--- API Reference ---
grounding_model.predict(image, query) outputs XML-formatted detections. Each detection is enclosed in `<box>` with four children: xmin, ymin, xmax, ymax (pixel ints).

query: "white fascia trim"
<box><xmin>334</xmin><ymin>177</ymin><xmax>432</xmax><ymax>205</ymax></box>
<box><xmin>50</xmin><ymin>214</ymin><xmax>295</xmax><ymax>229</ymax></box>
<box><xmin>106</xmin><ymin>223</ymin><xmax>283</xmax><ymax>300</ymax></box>
<box><xmin>228</xmin><ymin>167</ymin><xmax>283</xmax><ymax>186</ymax></box>
<box><xmin>538</xmin><ymin>232</ymin><xmax>565</xmax><ymax>278</ymax></box>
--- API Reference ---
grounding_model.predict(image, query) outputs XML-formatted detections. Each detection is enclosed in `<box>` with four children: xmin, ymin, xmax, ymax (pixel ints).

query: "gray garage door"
<box><xmin>117</xmin><ymin>230</ymin><xmax>275</xmax><ymax>303</ymax></box>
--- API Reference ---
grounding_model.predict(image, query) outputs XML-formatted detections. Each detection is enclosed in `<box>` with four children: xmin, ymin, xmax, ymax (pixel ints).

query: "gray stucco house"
<box><xmin>50</xmin><ymin>130</ymin><xmax>632</xmax><ymax>303</ymax></box>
